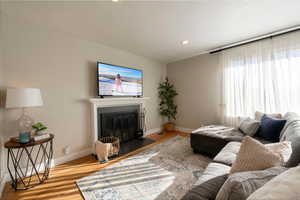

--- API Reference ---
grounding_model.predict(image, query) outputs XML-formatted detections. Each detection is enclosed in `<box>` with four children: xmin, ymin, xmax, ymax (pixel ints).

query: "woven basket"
<box><xmin>99</xmin><ymin>136</ymin><xmax>120</xmax><ymax>157</ymax></box>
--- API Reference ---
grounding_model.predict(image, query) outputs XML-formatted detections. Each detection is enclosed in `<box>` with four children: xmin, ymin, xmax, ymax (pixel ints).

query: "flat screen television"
<box><xmin>97</xmin><ymin>62</ymin><xmax>143</xmax><ymax>97</ymax></box>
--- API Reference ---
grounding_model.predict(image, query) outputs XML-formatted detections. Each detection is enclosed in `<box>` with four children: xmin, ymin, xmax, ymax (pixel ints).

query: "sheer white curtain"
<box><xmin>221</xmin><ymin>31</ymin><xmax>300</xmax><ymax>127</ymax></box>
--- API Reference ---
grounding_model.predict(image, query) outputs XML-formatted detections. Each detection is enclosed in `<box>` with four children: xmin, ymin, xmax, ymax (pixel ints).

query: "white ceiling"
<box><xmin>2</xmin><ymin>1</ymin><xmax>300</xmax><ymax>63</ymax></box>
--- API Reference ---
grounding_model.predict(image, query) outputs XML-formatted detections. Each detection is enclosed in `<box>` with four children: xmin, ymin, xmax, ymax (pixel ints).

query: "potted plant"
<box><xmin>158</xmin><ymin>78</ymin><xmax>178</xmax><ymax>132</ymax></box>
<box><xmin>32</xmin><ymin>122</ymin><xmax>48</xmax><ymax>135</ymax></box>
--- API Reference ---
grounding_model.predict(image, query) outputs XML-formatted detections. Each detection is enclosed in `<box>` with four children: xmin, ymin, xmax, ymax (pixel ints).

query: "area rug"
<box><xmin>76</xmin><ymin>136</ymin><xmax>211</xmax><ymax>200</ymax></box>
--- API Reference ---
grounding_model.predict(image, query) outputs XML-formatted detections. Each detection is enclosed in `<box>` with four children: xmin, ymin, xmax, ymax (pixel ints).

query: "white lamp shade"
<box><xmin>6</xmin><ymin>88</ymin><xmax>43</xmax><ymax>108</ymax></box>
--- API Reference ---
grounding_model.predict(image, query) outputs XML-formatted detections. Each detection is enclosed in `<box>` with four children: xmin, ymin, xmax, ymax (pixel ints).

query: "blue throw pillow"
<box><xmin>258</xmin><ymin>115</ymin><xmax>286</xmax><ymax>142</ymax></box>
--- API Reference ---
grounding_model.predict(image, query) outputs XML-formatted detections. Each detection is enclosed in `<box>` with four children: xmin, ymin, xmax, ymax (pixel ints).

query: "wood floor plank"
<box><xmin>1</xmin><ymin>131</ymin><xmax>189</xmax><ymax>200</ymax></box>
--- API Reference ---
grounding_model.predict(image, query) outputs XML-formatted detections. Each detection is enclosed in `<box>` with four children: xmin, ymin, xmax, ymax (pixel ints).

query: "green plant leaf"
<box><xmin>158</xmin><ymin>78</ymin><xmax>178</xmax><ymax>122</ymax></box>
<box><xmin>32</xmin><ymin>122</ymin><xmax>48</xmax><ymax>131</ymax></box>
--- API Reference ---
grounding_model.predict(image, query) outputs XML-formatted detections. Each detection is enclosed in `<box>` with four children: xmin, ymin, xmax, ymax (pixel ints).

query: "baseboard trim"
<box><xmin>144</xmin><ymin>127</ymin><xmax>162</xmax><ymax>136</ymax></box>
<box><xmin>53</xmin><ymin>127</ymin><xmax>163</xmax><ymax>166</ymax></box>
<box><xmin>52</xmin><ymin>148</ymin><xmax>93</xmax><ymax>167</ymax></box>
<box><xmin>175</xmin><ymin>126</ymin><xmax>195</xmax><ymax>133</ymax></box>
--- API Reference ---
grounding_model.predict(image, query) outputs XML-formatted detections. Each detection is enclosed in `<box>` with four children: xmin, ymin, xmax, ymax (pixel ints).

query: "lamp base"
<box><xmin>18</xmin><ymin>108</ymin><xmax>34</xmax><ymax>134</ymax></box>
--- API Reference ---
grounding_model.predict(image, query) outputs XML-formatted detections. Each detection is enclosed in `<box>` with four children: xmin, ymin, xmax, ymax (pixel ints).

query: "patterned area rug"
<box><xmin>77</xmin><ymin>136</ymin><xmax>211</xmax><ymax>200</ymax></box>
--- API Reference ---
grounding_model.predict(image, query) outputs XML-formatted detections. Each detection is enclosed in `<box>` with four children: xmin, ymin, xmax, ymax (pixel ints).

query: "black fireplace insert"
<box><xmin>97</xmin><ymin>105</ymin><xmax>144</xmax><ymax>143</ymax></box>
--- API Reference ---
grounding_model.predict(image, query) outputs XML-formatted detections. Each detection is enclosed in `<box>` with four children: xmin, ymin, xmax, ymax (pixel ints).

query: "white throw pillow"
<box><xmin>238</xmin><ymin>118</ymin><xmax>260</xmax><ymax>136</ymax></box>
<box><xmin>265</xmin><ymin>141</ymin><xmax>292</xmax><ymax>165</ymax></box>
<box><xmin>247</xmin><ymin>166</ymin><xmax>300</xmax><ymax>200</ymax></box>
<box><xmin>230</xmin><ymin>137</ymin><xmax>282</xmax><ymax>174</ymax></box>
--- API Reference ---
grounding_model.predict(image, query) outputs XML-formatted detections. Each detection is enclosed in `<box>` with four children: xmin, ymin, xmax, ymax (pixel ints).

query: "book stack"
<box><xmin>33</xmin><ymin>134</ymin><xmax>51</xmax><ymax>142</ymax></box>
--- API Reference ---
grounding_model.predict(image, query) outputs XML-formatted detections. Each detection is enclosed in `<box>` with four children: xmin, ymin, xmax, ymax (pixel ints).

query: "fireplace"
<box><xmin>90</xmin><ymin>97</ymin><xmax>155</xmax><ymax>156</ymax></box>
<box><xmin>97</xmin><ymin>105</ymin><xmax>144</xmax><ymax>143</ymax></box>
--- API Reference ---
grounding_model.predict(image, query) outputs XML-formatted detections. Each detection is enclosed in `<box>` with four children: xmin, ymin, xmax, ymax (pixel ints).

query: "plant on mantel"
<box><xmin>158</xmin><ymin>78</ymin><xmax>178</xmax><ymax>132</ymax></box>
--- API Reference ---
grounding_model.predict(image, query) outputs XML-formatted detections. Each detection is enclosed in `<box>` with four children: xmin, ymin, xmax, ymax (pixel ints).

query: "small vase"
<box><xmin>19</xmin><ymin>132</ymin><xmax>31</xmax><ymax>144</ymax></box>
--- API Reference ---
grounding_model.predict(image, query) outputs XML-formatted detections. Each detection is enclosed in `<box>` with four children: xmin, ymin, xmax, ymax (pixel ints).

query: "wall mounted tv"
<box><xmin>97</xmin><ymin>62</ymin><xmax>143</xmax><ymax>97</ymax></box>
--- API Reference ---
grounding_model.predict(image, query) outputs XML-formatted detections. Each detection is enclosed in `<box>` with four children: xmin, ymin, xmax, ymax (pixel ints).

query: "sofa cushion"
<box><xmin>181</xmin><ymin>174</ymin><xmax>228</xmax><ymax>200</ymax></box>
<box><xmin>265</xmin><ymin>141</ymin><xmax>292</xmax><ymax>165</ymax></box>
<box><xmin>216</xmin><ymin>167</ymin><xmax>287</xmax><ymax>200</ymax></box>
<box><xmin>214</xmin><ymin>140</ymin><xmax>291</xmax><ymax>167</ymax></box>
<box><xmin>280</xmin><ymin>119</ymin><xmax>300</xmax><ymax>167</ymax></box>
<box><xmin>213</xmin><ymin>142</ymin><xmax>241</xmax><ymax>166</ymax></box>
<box><xmin>191</xmin><ymin>125</ymin><xmax>245</xmax><ymax>157</ymax></box>
<box><xmin>230</xmin><ymin>137</ymin><xmax>282</xmax><ymax>174</ymax></box>
<box><xmin>192</xmin><ymin>125</ymin><xmax>244</xmax><ymax>142</ymax></box>
<box><xmin>247</xmin><ymin>166</ymin><xmax>300</xmax><ymax>200</ymax></box>
<box><xmin>182</xmin><ymin>163</ymin><xmax>230</xmax><ymax>200</ymax></box>
<box><xmin>239</xmin><ymin>118</ymin><xmax>260</xmax><ymax>136</ymax></box>
<box><xmin>258</xmin><ymin>115</ymin><xmax>286</xmax><ymax>142</ymax></box>
<box><xmin>279</xmin><ymin>112</ymin><xmax>300</xmax><ymax>139</ymax></box>
<box><xmin>194</xmin><ymin>162</ymin><xmax>231</xmax><ymax>185</ymax></box>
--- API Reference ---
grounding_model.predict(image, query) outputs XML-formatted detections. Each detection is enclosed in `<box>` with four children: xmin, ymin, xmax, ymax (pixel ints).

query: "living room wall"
<box><xmin>1</xmin><ymin>12</ymin><xmax>166</xmax><ymax>164</ymax></box>
<box><xmin>0</xmin><ymin>55</ymin><xmax>4</xmax><ymax>193</ymax></box>
<box><xmin>0</xmin><ymin>3</ymin><xmax>5</xmax><ymax>191</ymax></box>
<box><xmin>167</xmin><ymin>53</ymin><xmax>222</xmax><ymax>131</ymax></box>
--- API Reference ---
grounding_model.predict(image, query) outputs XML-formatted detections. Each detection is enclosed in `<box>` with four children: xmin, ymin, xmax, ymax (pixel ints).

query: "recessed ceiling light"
<box><xmin>112</xmin><ymin>0</ymin><xmax>119</xmax><ymax>2</ymax></box>
<box><xmin>181</xmin><ymin>40</ymin><xmax>189</xmax><ymax>45</ymax></box>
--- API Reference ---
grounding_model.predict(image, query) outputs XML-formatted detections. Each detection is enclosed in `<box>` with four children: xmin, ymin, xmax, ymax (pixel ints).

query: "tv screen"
<box><xmin>97</xmin><ymin>62</ymin><xmax>143</xmax><ymax>96</ymax></box>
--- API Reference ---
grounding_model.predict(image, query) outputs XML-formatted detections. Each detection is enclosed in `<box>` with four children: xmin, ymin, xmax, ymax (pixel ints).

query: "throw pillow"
<box><xmin>247</xmin><ymin>166</ymin><xmax>300</xmax><ymax>200</ymax></box>
<box><xmin>258</xmin><ymin>115</ymin><xmax>286</xmax><ymax>142</ymax></box>
<box><xmin>230</xmin><ymin>136</ymin><xmax>282</xmax><ymax>174</ymax></box>
<box><xmin>238</xmin><ymin>118</ymin><xmax>260</xmax><ymax>136</ymax></box>
<box><xmin>254</xmin><ymin>111</ymin><xmax>282</xmax><ymax>121</ymax></box>
<box><xmin>265</xmin><ymin>141</ymin><xmax>292</xmax><ymax>165</ymax></box>
<box><xmin>181</xmin><ymin>174</ymin><xmax>228</xmax><ymax>200</ymax></box>
<box><xmin>215</xmin><ymin>167</ymin><xmax>287</xmax><ymax>200</ymax></box>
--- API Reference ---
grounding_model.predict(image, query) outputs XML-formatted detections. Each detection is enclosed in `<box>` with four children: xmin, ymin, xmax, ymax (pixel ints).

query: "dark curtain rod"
<box><xmin>209</xmin><ymin>26</ymin><xmax>300</xmax><ymax>54</ymax></box>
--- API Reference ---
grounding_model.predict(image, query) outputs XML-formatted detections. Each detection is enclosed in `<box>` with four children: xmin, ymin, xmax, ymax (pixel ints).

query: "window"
<box><xmin>221</xmin><ymin>31</ymin><xmax>300</xmax><ymax>126</ymax></box>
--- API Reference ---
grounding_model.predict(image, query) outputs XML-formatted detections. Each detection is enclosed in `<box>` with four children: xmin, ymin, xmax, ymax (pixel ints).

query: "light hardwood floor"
<box><xmin>1</xmin><ymin>131</ymin><xmax>189</xmax><ymax>200</ymax></box>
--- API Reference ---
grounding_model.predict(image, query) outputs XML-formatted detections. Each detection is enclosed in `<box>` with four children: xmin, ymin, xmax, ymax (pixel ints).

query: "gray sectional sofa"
<box><xmin>182</xmin><ymin>112</ymin><xmax>300</xmax><ymax>200</ymax></box>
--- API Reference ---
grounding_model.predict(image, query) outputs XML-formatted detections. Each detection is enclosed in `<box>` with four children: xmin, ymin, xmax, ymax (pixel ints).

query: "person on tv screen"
<box><xmin>114</xmin><ymin>73</ymin><xmax>123</xmax><ymax>93</ymax></box>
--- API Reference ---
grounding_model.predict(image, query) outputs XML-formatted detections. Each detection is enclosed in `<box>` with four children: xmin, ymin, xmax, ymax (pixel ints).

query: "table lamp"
<box><xmin>5</xmin><ymin>88</ymin><xmax>43</xmax><ymax>136</ymax></box>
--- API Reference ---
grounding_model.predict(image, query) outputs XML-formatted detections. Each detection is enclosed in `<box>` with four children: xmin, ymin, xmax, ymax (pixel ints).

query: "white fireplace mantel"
<box><xmin>89</xmin><ymin>97</ymin><xmax>150</xmax><ymax>107</ymax></box>
<box><xmin>89</xmin><ymin>97</ymin><xmax>150</xmax><ymax>150</ymax></box>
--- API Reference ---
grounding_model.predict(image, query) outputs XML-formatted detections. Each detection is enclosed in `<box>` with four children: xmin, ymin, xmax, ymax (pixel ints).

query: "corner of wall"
<box><xmin>0</xmin><ymin>2</ymin><xmax>7</xmax><ymax>197</ymax></box>
<box><xmin>166</xmin><ymin>53</ymin><xmax>221</xmax><ymax>129</ymax></box>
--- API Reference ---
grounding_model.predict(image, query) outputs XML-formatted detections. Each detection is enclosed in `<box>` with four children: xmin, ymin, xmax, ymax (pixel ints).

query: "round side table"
<box><xmin>4</xmin><ymin>134</ymin><xmax>54</xmax><ymax>190</ymax></box>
